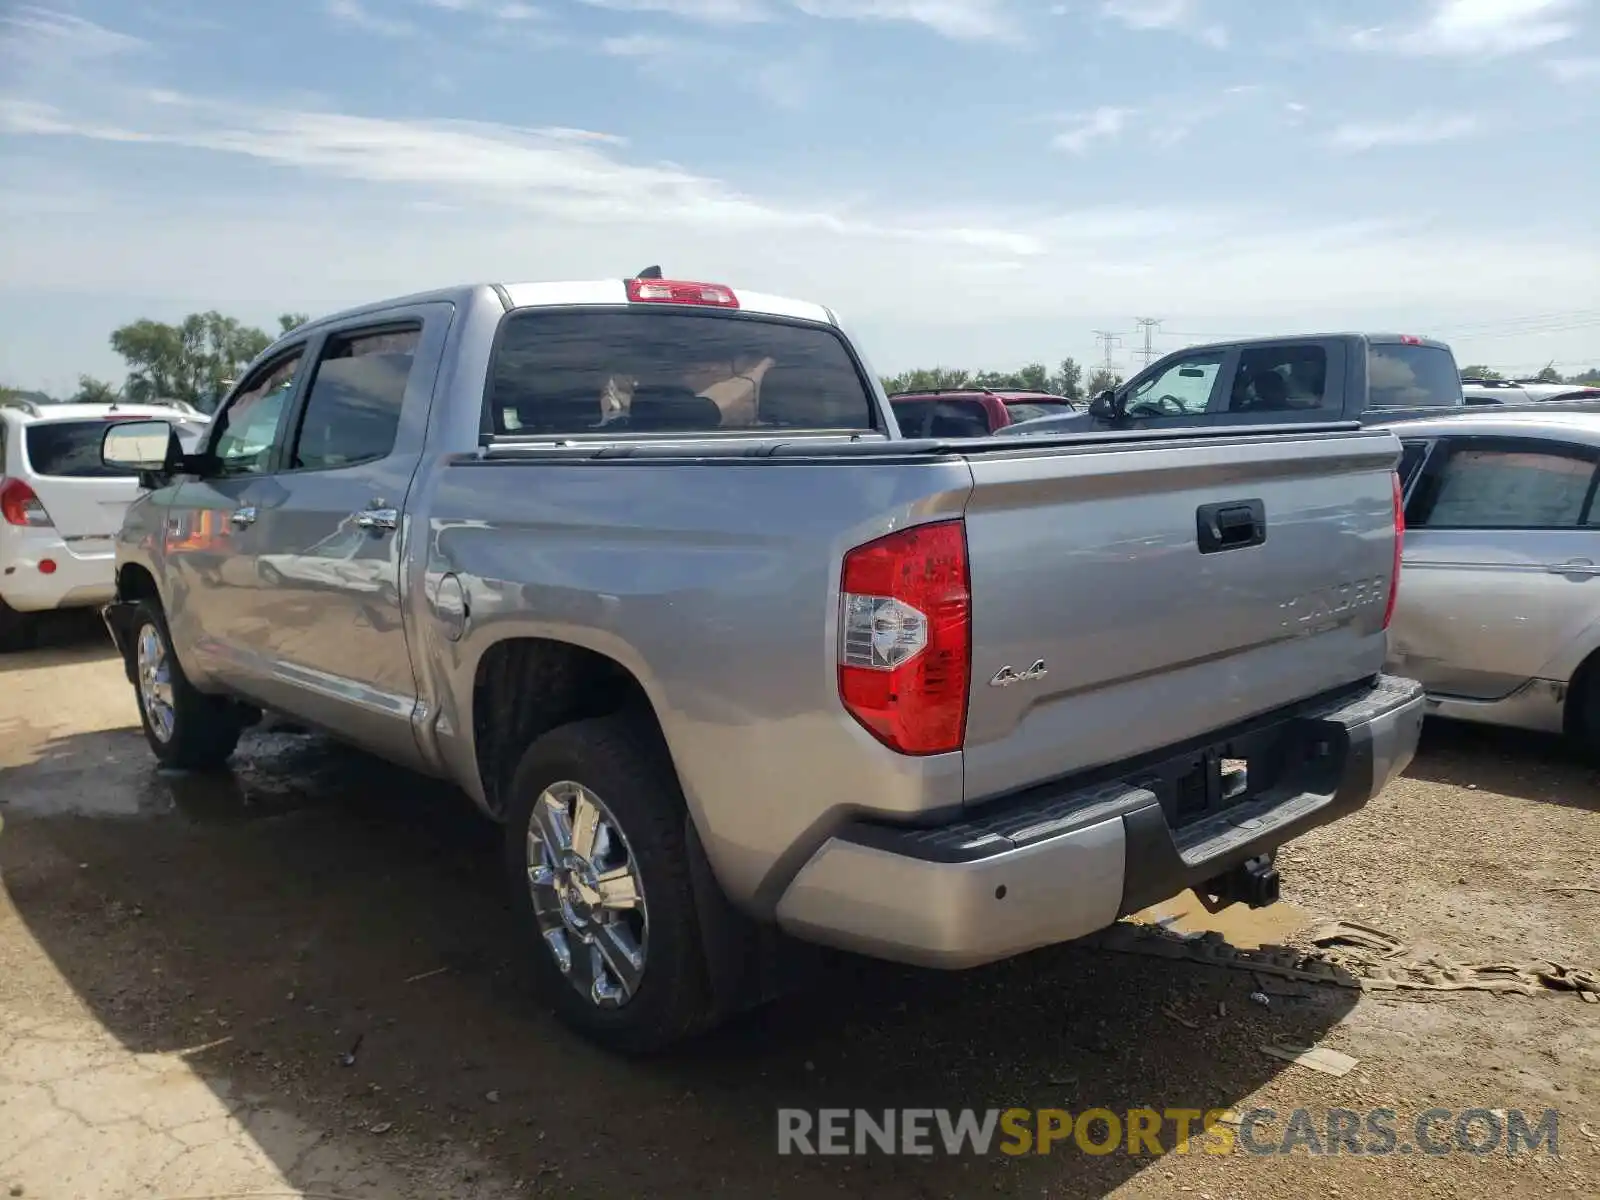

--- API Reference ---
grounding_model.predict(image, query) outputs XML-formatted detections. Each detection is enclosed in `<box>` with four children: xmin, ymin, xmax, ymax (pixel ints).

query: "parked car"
<box><xmin>1380</xmin><ymin>408</ymin><xmax>1600</xmax><ymax>750</ymax></box>
<box><xmin>0</xmin><ymin>400</ymin><xmax>209</xmax><ymax>650</ymax></box>
<box><xmin>1461</xmin><ymin>377</ymin><xmax>1600</xmax><ymax>406</ymax></box>
<box><xmin>887</xmin><ymin>389</ymin><xmax>1081</xmax><ymax>437</ymax></box>
<box><xmin>997</xmin><ymin>334</ymin><xmax>1465</xmax><ymax>438</ymax></box>
<box><xmin>98</xmin><ymin>275</ymin><xmax>1424</xmax><ymax>1052</ymax></box>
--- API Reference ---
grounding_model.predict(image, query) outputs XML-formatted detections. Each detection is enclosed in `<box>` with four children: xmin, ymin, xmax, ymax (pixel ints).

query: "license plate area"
<box><xmin>1136</xmin><ymin>716</ymin><xmax>1335</xmax><ymax>830</ymax></box>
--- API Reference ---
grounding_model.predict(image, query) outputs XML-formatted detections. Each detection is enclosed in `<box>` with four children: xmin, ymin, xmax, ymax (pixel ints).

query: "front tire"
<box><xmin>503</xmin><ymin>713</ymin><xmax>716</xmax><ymax>1054</ymax></box>
<box><xmin>131</xmin><ymin>599</ymin><xmax>243</xmax><ymax>770</ymax></box>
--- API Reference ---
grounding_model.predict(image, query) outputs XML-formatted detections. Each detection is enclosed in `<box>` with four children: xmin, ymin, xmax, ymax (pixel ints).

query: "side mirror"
<box><xmin>1087</xmin><ymin>389</ymin><xmax>1119</xmax><ymax>420</ymax></box>
<box><xmin>102</xmin><ymin>420</ymin><xmax>181</xmax><ymax>475</ymax></box>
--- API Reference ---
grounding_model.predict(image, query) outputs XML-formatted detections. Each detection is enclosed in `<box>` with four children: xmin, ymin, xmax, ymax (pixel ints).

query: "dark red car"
<box><xmin>886</xmin><ymin>389</ymin><xmax>1082</xmax><ymax>438</ymax></box>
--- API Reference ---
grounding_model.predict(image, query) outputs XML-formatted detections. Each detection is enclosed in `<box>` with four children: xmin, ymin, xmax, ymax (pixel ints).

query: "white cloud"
<box><xmin>577</xmin><ymin>0</ymin><xmax>771</xmax><ymax>23</ymax></box>
<box><xmin>582</xmin><ymin>0</ymin><xmax>1016</xmax><ymax>39</ymax></box>
<box><xmin>326</xmin><ymin>0</ymin><xmax>418</xmax><ymax>37</ymax></box>
<box><xmin>1053</xmin><ymin>105</ymin><xmax>1130</xmax><ymax>153</ymax></box>
<box><xmin>791</xmin><ymin>0</ymin><xmax>1016</xmax><ymax>41</ymax></box>
<box><xmin>1328</xmin><ymin>112</ymin><xmax>1481</xmax><ymax>151</ymax></box>
<box><xmin>1100</xmin><ymin>0</ymin><xmax>1226</xmax><ymax>47</ymax></box>
<box><xmin>1550</xmin><ymin>54</ymin><xmax>1600</xmax><ymax>81</ymax></box>
<box><xmin>1347</xmin><ymin>0</ymin><xmax>1580</xmax><ymax>58</ymax></box>
<box><xmin>0</xmin><ymin>6</ymin><xmax>147</xmax><ymax>64</ymax></box>
<box><xmin>419</xmin><ymin>0</ymin><xmax>549</xmax><ymax>16</ymax></box>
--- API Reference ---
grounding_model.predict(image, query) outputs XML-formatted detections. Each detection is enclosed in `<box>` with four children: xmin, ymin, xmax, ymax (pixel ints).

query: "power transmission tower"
<box><xmin>1133</xmin><ymin>318</ymin><xmax>1162</xmax><ymax>368</ymax></box>
<box><xmin>1093</xmin><ymin>330</ymin><xmax>1124</xmax><ymax>372</ymax></box>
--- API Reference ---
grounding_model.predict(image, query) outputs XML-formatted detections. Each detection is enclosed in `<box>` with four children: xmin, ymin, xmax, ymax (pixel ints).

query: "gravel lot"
<box><xmin>2</xmin><ymin>616</ymin><xmax>1596</xmax><ymax>1199</ymax></box>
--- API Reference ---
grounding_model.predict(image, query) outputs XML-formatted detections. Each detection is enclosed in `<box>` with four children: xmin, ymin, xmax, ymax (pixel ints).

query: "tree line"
<box><xmin>2</xmin><ymin>317</ymin><xmax>1596</xmax><ymax>413</ymax></box>
<box><xmin>877</xmin><ymin>358</ymin><xmax>1123</xmax><ymax>400</ymax></box>
<box><xmin>1</xmin><ymin>311</ymin><xmax>309</xmax><ymax>413</ymax></box>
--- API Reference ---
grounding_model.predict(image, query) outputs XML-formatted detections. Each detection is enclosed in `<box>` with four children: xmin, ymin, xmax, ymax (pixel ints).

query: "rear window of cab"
<box><xmin>486</xmin><ymin>309</ymin><xmax>879</xmax><ymax>437</ymax></box>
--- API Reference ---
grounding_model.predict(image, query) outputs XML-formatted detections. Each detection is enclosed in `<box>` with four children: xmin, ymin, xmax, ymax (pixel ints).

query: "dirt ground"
<box><xmin>2</xmin><ymin>615</ymin><xmax>1596</xmax><ymax>1199</ymax></box>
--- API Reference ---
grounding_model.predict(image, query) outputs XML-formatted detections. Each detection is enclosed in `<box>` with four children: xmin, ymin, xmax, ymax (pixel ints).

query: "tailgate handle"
<box><xmin>1196</xmin><ymin>499</ymin><xmax>1266</xmax><ymax>554</ymax></box>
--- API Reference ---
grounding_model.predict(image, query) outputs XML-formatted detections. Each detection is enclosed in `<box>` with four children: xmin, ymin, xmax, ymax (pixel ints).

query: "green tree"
<box><xmin>1534</xmin><ymin>364</ymin><xmax>1562</xmax><ymax>384</ymax></box>
<box><xmin>880</xmin><ymin>366</ymin><xmax>974</xmax><ymax>394</ymax></box>
<box><xmin>1086</xmin><ymin>367</ymin><xmax>1123</xmax><ymax>396</ymax></box>
<box><xmin>1568</xmin><ymin>367</ymin><xmax>1600</xmax><ymax>385</ymax></box>
<box><xmin>1458</xmin><ymin>364</ymin><xmax>1501</xmax><ymax>379</ymax></box>
<box><xmin>1051</xmin><ymin>357</ymin><xmax>1084</xmax><ymax>401</ymax></box>
<box><xmin>278</xmin><ymin>312</ymin><xmax>311</xmax><ymax>334</ymax></box>
<box><xmin>110</xmin><ymin>311</ymin><xmax>273</xmax><ymax>409</ymax></box>
<box><xmin>71</xmin><ymin>376</ymin><xmax>120</xmax><ymax>404</ymax></box>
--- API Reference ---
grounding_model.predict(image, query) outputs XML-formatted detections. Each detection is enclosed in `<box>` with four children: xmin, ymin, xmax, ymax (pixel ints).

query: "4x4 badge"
<box><xmin>989</xmin><ymin>659</ymin><xmax>1048</xmax><ymax>688</ymax></box>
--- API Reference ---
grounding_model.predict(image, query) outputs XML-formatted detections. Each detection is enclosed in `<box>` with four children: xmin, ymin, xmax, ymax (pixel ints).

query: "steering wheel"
<box><xmin>1127</xmin><ymin>393</ymin><xmax>1187</xmax><ymax>418</ymax></box>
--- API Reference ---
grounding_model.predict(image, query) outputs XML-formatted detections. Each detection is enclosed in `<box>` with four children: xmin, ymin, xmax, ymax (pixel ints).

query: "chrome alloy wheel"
<box><xmin>136</xmin><ymin>622</ymin><xmax>176</xmax><ymax>743</ymax></box>
<box><xmin>525</xmin><ymin>781</ymin><xmax>649</xmax><ymax>1008</ymax></box>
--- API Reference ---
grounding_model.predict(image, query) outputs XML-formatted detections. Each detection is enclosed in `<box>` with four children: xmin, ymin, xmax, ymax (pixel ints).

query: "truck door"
<box><xmin>163</xmin><ymin>346</ymin><xmax>308</xmax><ymax>694</ymax></box>
<box><xmin>243</xmin><ymin>303</ymin><xmax>453</xmax><ymax>765</ymax></box>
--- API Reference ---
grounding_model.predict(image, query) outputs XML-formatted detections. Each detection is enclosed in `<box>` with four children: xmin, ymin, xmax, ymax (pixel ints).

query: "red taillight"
<box><xmin>1383</xmin><ymin>470</ymin><xmax>1404</xmax><ymax>630</ymax></box>
<box><xmin>1399</xmin><ymin>334</ymin><xmax>1423</xmax><ymax>345</ymax></box>
<box><xmin>38</xmin><ymin>558</ymin><xmax>56</xmax><ymax>575</ymax></box>
<box><xmin>838</xmin><ymin>520</ymin><xmax>971</xmax><ymax>755</ymax></box>
<box><xmin>0</xmin><ymin>478</ymin><xmax>52</xmax><ymax>528</ymax></box>
<box><xmin>624</xmin><ymin>278</ymin><xmax>740</xmax><ymax>308</ymax></box>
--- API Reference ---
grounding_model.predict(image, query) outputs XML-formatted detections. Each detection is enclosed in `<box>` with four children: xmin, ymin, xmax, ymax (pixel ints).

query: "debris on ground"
<box><xmin>1259</xmin><ymin>1043</ymin><xmax>1360</xmax><ymax>1077</ymax></box>
<box><xmin>1160</xmin><ymin>1004</ymin><xmax>1199</xmax><ymax>1029</ymax></box>
<box><xmin>1091</xmin><ymin>919</ymin><xmax>1600</xmax><ymax>1002</ymax></box>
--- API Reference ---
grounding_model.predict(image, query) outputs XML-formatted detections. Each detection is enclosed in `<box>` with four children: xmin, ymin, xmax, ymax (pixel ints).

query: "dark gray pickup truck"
<box><xmin>97</xmin><ymin>277</ymin><xmax>1425</xmax><ymax>1052</ymax></box>
<box><xmin>1000</xmin><ymin>333</ymin><xmax>1465</xmax><ymax>439</ymax></box>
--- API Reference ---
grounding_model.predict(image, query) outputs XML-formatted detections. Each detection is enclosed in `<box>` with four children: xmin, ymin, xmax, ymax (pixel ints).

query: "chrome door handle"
<box><xmin>355</xmin><ymin>508</ymin><xmax>398</xmax><ymax>531</ymax></box>
<box><xmin>1548</xmin><ymin>559</ymin><xmax>1600</xmax><ymax>577</ymax></box>
<box><xmin>230</xmin><ymin>506</ymin><xmax>257</xmax><ymax>527</ymax></box>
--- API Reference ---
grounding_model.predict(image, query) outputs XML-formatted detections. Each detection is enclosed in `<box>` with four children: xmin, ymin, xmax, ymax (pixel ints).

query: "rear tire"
<box><xmin>503</xmin><ymin>712</ymin><xmax>717</xmax><ymax>1054</ymax></box>
<box><xmin>0</xmin><ymin>596</ymin><xmax>36</xmax><ymax>653</ymax></box>
<box><xmin>131</xmin><ymin>598</ymin><xmax>244</xmax><ymax>770</ymax></box>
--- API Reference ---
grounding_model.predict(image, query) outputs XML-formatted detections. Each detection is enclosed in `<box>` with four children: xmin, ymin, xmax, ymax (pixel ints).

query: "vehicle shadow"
<box><xmin>1404</xmin><ymin>717</ymin><xmax>1599</xmax><ymax>812</ymax></box>
<box><xmin>0</xmin><ymin>609</ymin><xmax>116</xmax><ymax>672</ymax></box>
<box><xmin>1</xmin><ymin>729</ymin><xmax>1355</xmax><ymax>1198</ymax></box>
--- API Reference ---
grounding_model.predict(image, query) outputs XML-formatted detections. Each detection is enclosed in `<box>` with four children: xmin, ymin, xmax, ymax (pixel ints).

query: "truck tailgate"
<box><xmin>960</xmin><ymin>428</ymin><xmax>1401</xmax><ymax>803</ymax></box>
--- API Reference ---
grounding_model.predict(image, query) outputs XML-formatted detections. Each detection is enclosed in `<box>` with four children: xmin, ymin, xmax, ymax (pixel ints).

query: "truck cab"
<box><xmin>1001</xmin><ymin>334</ymin><xmax>1466</xmax><ymax>439</ymax></box>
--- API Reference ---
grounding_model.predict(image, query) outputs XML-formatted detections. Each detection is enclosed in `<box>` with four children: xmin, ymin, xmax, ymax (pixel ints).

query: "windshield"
<box><xmin>488</xmin><ymin>310</ymin><xmax>878</xmax><ymax>436</ymax></box>
<box><xmin>1367</xmin><ymin>344</ymin><xmax>1464</xmax><ymax>408</ymax></box>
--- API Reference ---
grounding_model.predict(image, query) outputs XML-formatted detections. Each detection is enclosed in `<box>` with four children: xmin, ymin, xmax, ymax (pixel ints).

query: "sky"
<box><xmin>1</xmin><ymin>0</ymin><xmax>1597</xmax><ymax>395</ymax></box>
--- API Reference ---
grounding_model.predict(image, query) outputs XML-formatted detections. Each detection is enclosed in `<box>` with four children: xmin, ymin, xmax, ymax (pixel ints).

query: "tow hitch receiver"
<box><xmin>1198</xmin><ymin>853</ymin><xmax>1281</xmax><ymax>912</ymax></box>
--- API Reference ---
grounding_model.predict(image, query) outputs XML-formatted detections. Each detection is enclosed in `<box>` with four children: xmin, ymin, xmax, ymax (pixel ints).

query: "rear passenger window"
<box><xmin>1413</xmin><ymin>444</ymin><xmax>1598</xmax><ymax>529</ymax></box>
<box><xmin>926</xmin><ymin>400</ymin><xmax>991</xmax><ymax>438</ymax></box>
<box><xmin>488</xmin><ymin>310</ymin><xmax>876</xmax><ymax>436</ymax></box>
<box><xmin>291</xmin><ymin>326</ymin><xmax>420</xmax><ymax>470</ymax></box>
<box><xmin>1229</xmin><ymin>345</ymin><xmax>1330</xmax><ymax>413</ymax></box>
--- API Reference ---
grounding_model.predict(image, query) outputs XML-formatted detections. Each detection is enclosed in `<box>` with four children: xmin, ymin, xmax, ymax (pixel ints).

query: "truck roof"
<box><xmin>1168</xmin><ymin>332</ymin><xmax>1454</xmax><ymax>354</ymax></box>
<box><xmin>291</xmin><ymin>279</ymin><xmax>837</xmax><ymax>339</ymax></box>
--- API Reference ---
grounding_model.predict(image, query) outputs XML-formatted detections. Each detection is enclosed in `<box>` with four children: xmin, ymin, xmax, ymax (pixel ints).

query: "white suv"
<box><xmin>0</xmin><ymin>401</ymin><xmax>210</xmax><ymax>650</ymax></box>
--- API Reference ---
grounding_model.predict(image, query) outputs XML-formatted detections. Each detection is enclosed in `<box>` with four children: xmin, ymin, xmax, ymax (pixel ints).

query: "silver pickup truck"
<box><xmin>98</xmin><ymin>275</ymin><xmax>1425</xmax><ymax>1052</ymax></box>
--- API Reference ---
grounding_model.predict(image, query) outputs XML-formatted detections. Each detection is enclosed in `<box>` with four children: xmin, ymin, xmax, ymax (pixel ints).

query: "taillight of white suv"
<box><xmin>837</xmin><ymin>519</ymin><xmax>971</xmax><ymax>755</ymax></box>
<box><xmin>0</xmin><ymin>478</ymin><xmax>52</xmax><ymax>528</ymax></box>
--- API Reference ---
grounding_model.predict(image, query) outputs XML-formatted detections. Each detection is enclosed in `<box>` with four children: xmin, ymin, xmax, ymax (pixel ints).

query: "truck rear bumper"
<box><xmin>773</xmin><ymin>674</ymin><xmax>1425</xmax><ymax>969</ymax></box>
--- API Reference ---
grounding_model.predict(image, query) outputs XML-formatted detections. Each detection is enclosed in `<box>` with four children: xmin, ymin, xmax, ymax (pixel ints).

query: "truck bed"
<box><xmin>417</xmin><ymin>422</ymin><xmax>1401</xmax><ymax>907</ymax></box>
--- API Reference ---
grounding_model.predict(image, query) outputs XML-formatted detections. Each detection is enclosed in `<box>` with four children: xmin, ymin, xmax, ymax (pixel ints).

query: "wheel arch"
<box><xmin>469</xmin><ymin>636</ymin><xmax>671</xmax><ymax>821</ymax></box>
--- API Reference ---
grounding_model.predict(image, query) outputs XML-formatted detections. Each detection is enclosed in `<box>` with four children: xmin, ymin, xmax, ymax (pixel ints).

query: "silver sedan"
<box><xmin>1381</xmin><ymin>409</ymin><xmax>1600</xmax><ymax>750</ymax></box>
